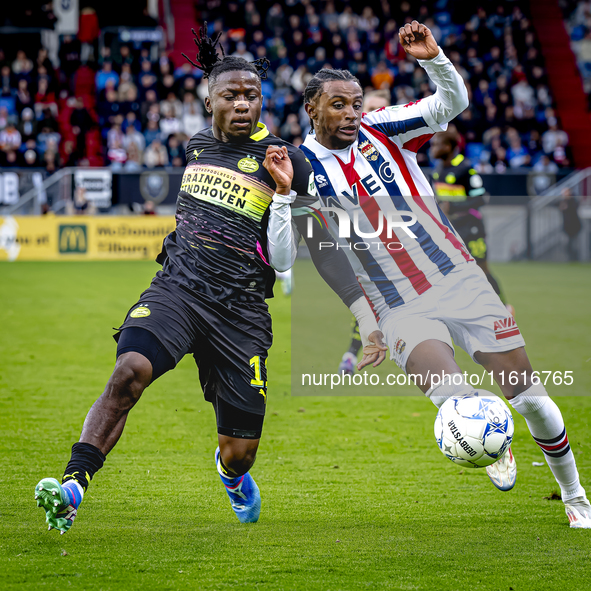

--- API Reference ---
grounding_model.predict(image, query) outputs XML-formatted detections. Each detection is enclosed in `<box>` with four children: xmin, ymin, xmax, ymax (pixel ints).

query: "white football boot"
<box><xmin>565</xmin><ymin>496</ymin><xmax>591</xmax><ymax>529</ymax></box>
<box><xmin>486</xmin><ymin>446</ymin><xmax>517</xmax><ymax>491</ymax></box>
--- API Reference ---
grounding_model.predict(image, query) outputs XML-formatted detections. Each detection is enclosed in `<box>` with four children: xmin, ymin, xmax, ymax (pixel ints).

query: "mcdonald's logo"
<box><xmin>58</xmin><ymin>224</ymin><xmax>88</xmax><ymax>253</ymax></box>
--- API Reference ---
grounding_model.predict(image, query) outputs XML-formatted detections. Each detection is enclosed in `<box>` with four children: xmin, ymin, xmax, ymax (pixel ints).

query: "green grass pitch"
<box><xmin>1</xmin><ymin>260</ymin><xmax>591</xmax><ymax>590</ymax></box>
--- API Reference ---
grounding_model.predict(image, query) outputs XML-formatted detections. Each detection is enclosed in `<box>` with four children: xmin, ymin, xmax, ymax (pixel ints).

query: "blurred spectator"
<box><xmin>123</xmin><ymin>123</ymin><xmax>145</xmax><ymax>153</ymax></box>
<box><xmin>122</xmin><ymin>111</ymin><xmax>141</xmax><ymax>134</ymax></box>
<box><xmin>123</xmin><ymin>142</ymin><xmax>143</xmax><ymax>171</ymax></box>
<box><xmin>490</xmin><ymin>146</ymin><xmax>509</xmax><ymax>173</ymax></box>
<box><xmin>371</xmin><ymin>61</ymin><xmax>394</xmax><ymax>90</ymax></box>
<box><xmin>534</xmin><ymin>154</ymin><xmax>559</xmax><ymax>174</ymax></box>
<box><xmin>70</xmin><ymin>99</ymin><xmax>94</xmax><ymax>161</ymax></box>
<box><xmin>532</xmin><ymin>154</ymin><xmax>559</xmax><ymax>193</ymax></box>
<box><xmin>0</xmin><ymin>120</ymin><xmax>22</xmax><ymax>151</ymax></box>
<box><xmin>182</xmin><ymin>94</ymin><xmax>205</xmax><ymax>136</ymax></box>
<box><xmin>143</xmin><ymin>200</ymin><xmax>157</xmax><ymax>215</ymax></box>
<box><xmin>161</xmin><ymin>91</ymin><xmax>183</xmax><ymax>120</ymax></box>
<box><xmin>279</xmin><ymin>114</ymin><xmax>303</xmax><ymax>144</ymax></box>
<box><xmin>18</xmin><ymin>108</ymin><xmax>37</xmax><ymax>142</ymax></box>
<box><xmin>96</xmin><ymin>62</ymin><xmax>119</xmax><ymax>92</ymax></box>
<box><xmin>117</xmin><ymin>64</ymin><xmax>137</xmax><ymax>102</ymax></box>
<box><xmin>144</xmin><ymin>138</ymin><xmax>169</xmax><ymax>168</ymax></box>
<box><xmin>559</xmin><ymin>188</ymin><xmax>582</xmax><ymax>261</ymax></box>
<box><xmin>0</xmin><ymin>149</ymin><xmax>23</xmax><ymax>167</ymax></box>
<box><xmin>232</xmin><ymin>42</ymin><xmax>254</xmax><ymax>62</ymax></box>
<box><xmin>160</xmin><ymin>103</ymin><xmax>182</xmax><ymax>136</ymax></box>
<box><xmin>12</xmin><ymin>50</ymin><xmax>33</xmax><ymax>78</ymax></box>
<box><xmin>542</xmin><ymin>118</ymin><xmax>569</xmax><ymax>155</ymax></box>
<box><xmin>58</xmin><ymin>35</ymin><xmax>81</xmax><ymax>81</ymax></box>
<box><xmin>144</xmin><ymin>119</ymin><xmax>161</xmax><ymax>146</ymax></box>
<box><xmin>79</xmin><ymin>7</ymin><xmax>100</xmax><ymax>63</ymax></box>
<box><xmin>15</xmin><ymin>79</ymin><xmax>33</xmax><ymax>113</ymax></box>
<box><xmin>107</xmin><ymin>137</ymin><xmax>127</xmax><ymax>170</ymax></box>
<box><xmin>506</xmin><ymin>131</ymin><xmax>531</xmax><ymax>168</ymax></box>
<box><xmin>43</xmin><ymin>149</ymin><xmax>59</xmax><ymax>173</ymax></box>
<box><xmin>67</xmin><ymin>186</ymin><xmax>97</xmax><ymax>215</ymax></box>
<box><xmin>37</xmin><ymin>126</ymin><xmax>61</xmax><ymax>155</ymax></box>
<box><xmin>107</xmin><ymin>123</ymin><xmax>124</xmax><ymax>149</ymax></box>
<box><xmin>363</xmin><ymin>89</ymin><xmax>390</xmax><ymax>112</ymax></box>
<box><xmin>167</xmin><ymin>134</ymin><xmax>186</xmax><ymax>167</ymax></box>
<box><xmin>34</xmin><ymin>78</ymin><xmax>57</xmax><ymax>119</ymax></box>
<box><xmin>98</xmin><ymin>88</ymin><xmax>121</xmax><ymax>128</ymax></box>
<box><xmin>22</xmin><ymin>146</ymin><xmax>40</xmax><ymax>167</ymax></box>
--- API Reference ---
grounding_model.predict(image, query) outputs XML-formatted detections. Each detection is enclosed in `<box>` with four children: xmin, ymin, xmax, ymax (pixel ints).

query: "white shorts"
<box><xmin>379</xmin><ymin>264</ymin><xmax>526</xmax><ymax>372</ymax></box>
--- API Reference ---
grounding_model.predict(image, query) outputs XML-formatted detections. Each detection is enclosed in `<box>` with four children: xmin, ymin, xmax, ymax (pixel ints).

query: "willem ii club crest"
<box><xmin>359</xmin><ymin>140</ymin><xmax>379</xmax><ymax>162</ymax></box>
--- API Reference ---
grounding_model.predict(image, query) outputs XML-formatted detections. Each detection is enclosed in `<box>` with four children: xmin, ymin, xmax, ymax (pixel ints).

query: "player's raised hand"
<box><xmin>263</xmin><ymin>145</ymin><xmax>293</xmax><ymax>196</ymax></box>
<box><xmin>357</xmin><ymin>330</ymin><xmax>388</xmax><ymax>370</ymax></box>
<box><xmin>399</xmin><ymin>20</ymin><xmax>439</xmax><ymax>60</ymax></box>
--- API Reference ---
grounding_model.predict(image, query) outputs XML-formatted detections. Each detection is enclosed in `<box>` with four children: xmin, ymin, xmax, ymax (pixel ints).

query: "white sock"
<box><xmin>509</xmin><ymin>384</ymin><xmax>585</xmax><ymax>501</ymax></box>
<box><xmin>425</xmin><ymin>372</ymin><xmax>472</xmax><ymax>409</ymax></box>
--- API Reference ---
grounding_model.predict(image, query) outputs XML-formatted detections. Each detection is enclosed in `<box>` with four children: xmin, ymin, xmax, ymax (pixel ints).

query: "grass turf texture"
<box><xmin>0</xmin><ymin>260</ymin><xmax>590</xmax><ymax>591</ymax></box>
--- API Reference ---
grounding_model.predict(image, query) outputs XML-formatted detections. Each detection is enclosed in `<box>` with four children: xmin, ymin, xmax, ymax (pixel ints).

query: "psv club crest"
<box><xmin>359</xmin><ymin>140</ymin><xmax>379</xmax><ymax>162</ymax></box>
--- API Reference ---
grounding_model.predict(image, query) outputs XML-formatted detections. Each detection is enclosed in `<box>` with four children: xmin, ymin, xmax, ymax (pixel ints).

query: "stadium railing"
<box><xmin>489</xmin><ymin>168</ymin><xmax>591</xmax><ymax>262</ymax></box>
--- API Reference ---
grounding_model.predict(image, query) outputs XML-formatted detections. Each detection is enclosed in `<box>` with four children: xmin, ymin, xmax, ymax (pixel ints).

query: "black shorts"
<box><xmin>455</xmin><ymin>215</ymin><xmax>488</xmax><ymax>261</ymax></box>
<box><xmin>114</xmin><ymin>283</ymin><xmax>271</xmax><ymax>418</ymax></box>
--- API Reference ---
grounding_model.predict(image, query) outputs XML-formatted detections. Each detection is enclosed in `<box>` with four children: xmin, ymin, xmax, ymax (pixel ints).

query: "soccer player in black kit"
<box><xmin>35</xmin><ymin>25</ymin><xmax>387</xmax><ymax>532</ymax></box>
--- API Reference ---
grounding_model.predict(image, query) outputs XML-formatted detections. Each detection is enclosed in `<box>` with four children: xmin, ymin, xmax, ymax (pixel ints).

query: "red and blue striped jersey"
<box><xmin>301</xmin><ymin>100</ymin><xmax>474</xmax><ymax>318</ymax></box>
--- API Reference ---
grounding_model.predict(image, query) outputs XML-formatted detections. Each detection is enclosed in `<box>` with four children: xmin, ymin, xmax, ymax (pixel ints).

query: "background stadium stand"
<box><xmin>532</xmin><ymin>0</ymin><xmax>591</xmax><ymax>167</ymax></box>
<box><xmin>0</xmin><ymin>0</ymin><xmax>589</xmax><ymax>176</ymax></box>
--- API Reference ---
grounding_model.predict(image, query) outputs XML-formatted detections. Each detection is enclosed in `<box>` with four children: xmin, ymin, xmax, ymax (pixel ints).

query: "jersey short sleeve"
<box><xmin>361</xmin><ymin>100</ymin><xmax>447</xmax><ymax>153</ymax></box>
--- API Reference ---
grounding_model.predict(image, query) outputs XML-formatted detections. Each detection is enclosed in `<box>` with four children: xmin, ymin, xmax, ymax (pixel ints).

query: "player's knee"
<box><xmin>107</xmin><ymin>353</ymin><xmax>152</xmax><ymax>406</ymax></box>
<box><xmin>220</xmin><ymin>441</ymin><xmax>259</xmax><ymax>476</ymax></box>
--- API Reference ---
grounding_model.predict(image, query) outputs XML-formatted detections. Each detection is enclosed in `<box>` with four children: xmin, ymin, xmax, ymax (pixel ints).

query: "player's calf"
<box><xmin>213</xmin><ymin>398</ymin><xmax>263</xmax><ymax>523</ymax></box>
<box><xmin>215</xmin><ymin>446</ymin><xmax>261</xmax><ymax>523</ymax></box>
<box><xmin>218</xmin><ymin>436</ymin><xmax>259</xmax><ymax>477</ymax></box>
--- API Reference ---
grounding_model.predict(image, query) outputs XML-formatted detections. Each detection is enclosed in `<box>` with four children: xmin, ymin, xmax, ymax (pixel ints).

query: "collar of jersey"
<box><xmin>302</xmin><ymin>133</ymin><xmax>356</xmax><ymax>162</ymax></box>
<box><xmin>250</xmin><ymin>122</ymin><xmax>270</xmax><ymax>141</ymax></box>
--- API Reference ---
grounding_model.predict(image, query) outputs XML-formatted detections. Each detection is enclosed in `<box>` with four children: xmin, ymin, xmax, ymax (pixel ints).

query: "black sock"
<box><xmin>62</xmin><ymin>442</ymin><xmax>106</xmax><ymax>492</ymax></box>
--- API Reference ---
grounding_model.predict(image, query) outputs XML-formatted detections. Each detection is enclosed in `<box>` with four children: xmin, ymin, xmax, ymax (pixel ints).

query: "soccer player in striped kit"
<box><xmin>300</xmin><ymin>20</ymin><xmax>590</xmax><ymax>528</ymax></box>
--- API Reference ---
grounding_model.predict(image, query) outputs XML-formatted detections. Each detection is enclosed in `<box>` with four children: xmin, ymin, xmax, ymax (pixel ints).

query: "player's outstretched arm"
<box><xmin>263</xmin><ymin>145</ymin><xmax>298</xmax><ymax>272</ymax></box>
<box><xmin>399</xmin><ymin>20</ymin><xmax>469</xmax><ymax>126</ymax></box>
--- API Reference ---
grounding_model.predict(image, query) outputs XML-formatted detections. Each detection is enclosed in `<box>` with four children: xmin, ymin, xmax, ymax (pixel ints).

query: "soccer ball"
<box><xmin>434</xmin><ymin>391</ymin><xmax>514</xmax><ymax>468</ymax></box>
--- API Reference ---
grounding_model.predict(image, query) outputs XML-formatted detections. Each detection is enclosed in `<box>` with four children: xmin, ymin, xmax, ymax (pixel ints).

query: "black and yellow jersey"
<box><xmin>431</xmin><ymin>153</ymin><xmax>487</xmax><ymax>220</ymax></box>
<box><xmin>153</xmin><ymin>123</ymin><xmax>317</xmax><ymax>302</ymax></box>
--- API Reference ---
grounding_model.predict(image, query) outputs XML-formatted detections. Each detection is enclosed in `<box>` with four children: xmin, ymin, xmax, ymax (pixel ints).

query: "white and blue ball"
<box><xmin>434</xmin><ymin>391</ymin><xmax>514</xmax><ymax>468</ymax></box>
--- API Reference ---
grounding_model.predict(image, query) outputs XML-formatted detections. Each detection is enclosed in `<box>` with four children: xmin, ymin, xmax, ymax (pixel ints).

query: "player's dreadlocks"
<box><xmin>182</xmin><ymin>23</ymin><xmax>270</xmax><ymax>85</ymax></box>
<box><xmin>304</xmin><ymin>69</ymin><xmax>362</xmax><ymax>131</ymax></box>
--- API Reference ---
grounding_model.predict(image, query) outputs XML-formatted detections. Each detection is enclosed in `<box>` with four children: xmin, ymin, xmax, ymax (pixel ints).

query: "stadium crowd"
<box><xmin>0</xmin><ymin>1</ymin><xmax>573</xmax><ymax>174</ymax></box>
<box><xmin>564</xmin><ymin>0</ymin><xmax>591</xmax><ymax>100</ymax></box>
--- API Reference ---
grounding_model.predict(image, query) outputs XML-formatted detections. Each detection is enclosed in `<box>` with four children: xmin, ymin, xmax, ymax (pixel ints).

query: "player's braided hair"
<box><xmin>303</xmin><ymin>69</ymin><xmax>362</xmax><ymax>131</ymax></box>
<box><xmin>182</xmin><ymin>23</ymin><xmax>270</xmax><ymax>85</ymax></box>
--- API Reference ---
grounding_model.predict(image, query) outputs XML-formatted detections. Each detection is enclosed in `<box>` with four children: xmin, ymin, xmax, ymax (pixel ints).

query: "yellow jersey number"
<box><xmin>249</xmin><ymin>355</ymin><xmax>268</xmax><ymax>402</ymax></box>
